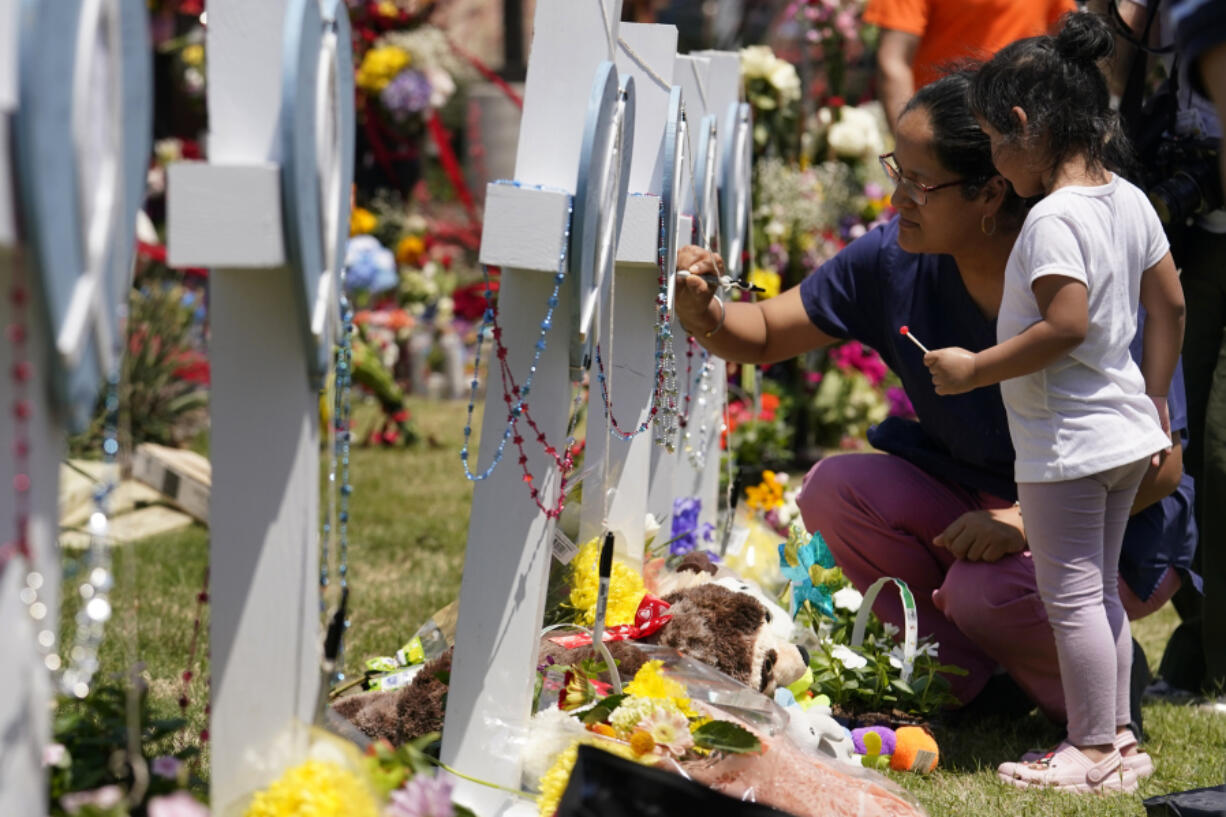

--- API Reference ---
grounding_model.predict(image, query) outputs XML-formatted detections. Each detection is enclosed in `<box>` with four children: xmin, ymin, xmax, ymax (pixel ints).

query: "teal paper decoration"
<box><xmin>779</xmin><ymin>528</ymin><xmax>839</xmax><ymax>619</ymax></box>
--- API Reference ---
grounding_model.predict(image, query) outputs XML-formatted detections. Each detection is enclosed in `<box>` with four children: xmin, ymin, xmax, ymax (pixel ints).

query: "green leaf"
<box><xmin>580</xmin><ymin>694</ymin><xmax>627</xmax><ymax>726</ymax></box>
<box><xmin>934</xmin><ymin>663</ymin><xmax>970</xmax><ymax>676</ymax></box>
<box><xmin>692</xmin><ymin>721</ymin><xmax>762</xmax><ymax>754</ymax></box>
<box><xmin>890</xmin><ymin>679</ymin><xmax>915</xmax><ymax>696</ymax></box>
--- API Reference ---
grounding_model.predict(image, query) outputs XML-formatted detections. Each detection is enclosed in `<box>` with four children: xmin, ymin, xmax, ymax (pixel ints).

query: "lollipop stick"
<box><xmin>900</xmin><ymin>325</ymin><xmax>931</xmax><ymax>355</ymax></box>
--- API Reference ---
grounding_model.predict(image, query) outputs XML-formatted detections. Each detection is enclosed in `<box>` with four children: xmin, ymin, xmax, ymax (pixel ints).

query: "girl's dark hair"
<box><xmin>968</xmin><ymin>11</ymin><xmax>1135</xmax><ymax>177</ymax></box>
<box><xmin>901</xmin><ymin>68</ymin><xmax>1029</xmax><ymax>226</ymax></box>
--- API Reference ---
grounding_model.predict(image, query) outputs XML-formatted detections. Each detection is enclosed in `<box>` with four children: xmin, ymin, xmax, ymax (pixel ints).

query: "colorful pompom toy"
<box><xmin>890</xmin><ymin>725</ymin><xmax>939</xmax><ymax>774</ymax></box>
<box><xmin>851</xmin><ymin>726</ymin><xmax>897</xmax><ymax>756</ymax></box>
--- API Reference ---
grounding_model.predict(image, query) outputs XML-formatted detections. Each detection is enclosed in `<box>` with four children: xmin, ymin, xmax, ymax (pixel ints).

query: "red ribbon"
<box><xmin>446</xmin><ymin>37</ymin><xmax>524</xmax><ymax>110</ymax></box>
<box><xmin>426</xmin><ymin>109</ymin><xmax>478</xmax><ymax>226</ymax></box>
<box><xmin>549</xmin><ymin>594</ymin><xmax>672</xmax><ymax>649</ymax></box>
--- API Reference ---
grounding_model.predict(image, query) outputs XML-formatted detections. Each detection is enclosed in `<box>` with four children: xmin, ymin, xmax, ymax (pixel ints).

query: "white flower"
<box><xmin>644</xmin><ymin>513</ymin><xmax>662</xmax><ymax>546</ymax></box>
<box><xmin>768</xmin><ymin>60</ymin><xmax>801</xmax><ymax>102</ymax></box>
<box><xmin>827</xmin><ymin>105</ymin><xmax>885</xmax><ymax>161</ymax></box>
<box><xmin>740</xmin><ymin>45</ymin><xmax>776</xmax><ymax>80</ymax></box>
<box><xmin>830</xmin><ymin>643</ymin><xmax>867</xmax><ymax>670</ymax></box>
<box><xmin>424</xmin><ymin>65</ymin><xmax>456</xmax><ymax>109</ymax></box>
<box><xmin>521</xmin><ymin>706</ymin><xmax>589</xmax><ymax>790</ymax></box>
<box><xmin>882</xmin><ymin>622</ymin><xmax>900</xmax><ymax>638</ymax></box>
<box><xmin>832</xmin><ymin>586</ymin><xmax>863</xmax><ymax>613</ymax></box>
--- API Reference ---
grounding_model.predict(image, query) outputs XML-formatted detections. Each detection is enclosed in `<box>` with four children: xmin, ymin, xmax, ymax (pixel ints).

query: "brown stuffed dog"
<box><xmin>331</xmin><ymin>649</ymin><xmax>452</xmax><ymax>746</ymax></box>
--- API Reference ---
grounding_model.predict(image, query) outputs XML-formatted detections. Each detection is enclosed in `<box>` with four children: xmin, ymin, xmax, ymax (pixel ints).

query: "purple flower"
<box><xmin>669</xmin><ymin>496</ymin><xmax>703</xmax><ymax>555</ymax></box>
<box><xmin>148</xmin><ymin>791</ymin><xmax>211</xmax><ymax>817</ymax></box>
<box><xmin>382</xmin><ymin>69</ymin><xmax>433</xmax><ymax>116</ymax></box>
<box><xmin>151</xmin><ymin>755</ymin><xmax>182</xmax><ymax>779</ymax></box>
<box><xmin>886</xmin><ymin>386</ymin><xmax>915</xmax><ymax>418</ymax></box>
<box><xmin>387</xmin><ymin>773</ymin><xmax>455</xmax><ymax>817</ymax></box>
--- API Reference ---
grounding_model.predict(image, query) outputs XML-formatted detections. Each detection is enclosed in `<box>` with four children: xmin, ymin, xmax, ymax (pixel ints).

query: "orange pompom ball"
<box><xmin>890</xmin><ymin>726</ymin><xmax>939</xmax><ymax>774</ymax></box>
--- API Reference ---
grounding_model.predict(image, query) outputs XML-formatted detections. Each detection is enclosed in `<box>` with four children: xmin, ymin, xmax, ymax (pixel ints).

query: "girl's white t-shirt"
<box><xmin>997</xmin><ymin>174</ymin><xmax>1172</xmax><ymax>483</ymax></box>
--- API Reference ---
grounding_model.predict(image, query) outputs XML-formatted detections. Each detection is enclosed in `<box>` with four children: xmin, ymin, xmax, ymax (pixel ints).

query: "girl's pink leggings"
<box><xmin>1017</xmin><ymin>458</ymin><xmax>1149</xmax><ymax>745</ymax></box>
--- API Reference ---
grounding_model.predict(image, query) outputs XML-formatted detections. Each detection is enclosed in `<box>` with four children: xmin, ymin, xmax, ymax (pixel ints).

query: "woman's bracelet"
<box><xmin>704</xmin><ymin>294</ymin><xmax>726</xmax><ymax>339</ymax></box>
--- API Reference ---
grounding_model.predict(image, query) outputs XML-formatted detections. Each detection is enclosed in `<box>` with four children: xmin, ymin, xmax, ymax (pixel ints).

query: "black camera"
<box><xmin>1144</xmin><ymin>136</ymin><xmax>1223</xmax><ymax>226</ymax></box>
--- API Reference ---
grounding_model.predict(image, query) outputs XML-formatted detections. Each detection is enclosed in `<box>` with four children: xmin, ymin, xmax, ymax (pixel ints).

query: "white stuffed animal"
<box><xmin>778</xmin><ymin>690</ymin><xmax>858</xmax><ymax>766</ymax></box>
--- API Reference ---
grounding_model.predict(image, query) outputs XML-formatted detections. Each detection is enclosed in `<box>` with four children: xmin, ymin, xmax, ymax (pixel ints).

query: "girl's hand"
<box><xmin>1149</xmin><ymin>395</ymin><xmax>1172</xmax><ymax>467</ymax></box>
<box><xmin>924</xmin><ymin>347</ymin><xmax>979</xmax><ymax>395</ymax></box>
<box><xmin>674</xmin><ymin>246</ymin><xmax>725</xmax><ymax>335</ymax></box>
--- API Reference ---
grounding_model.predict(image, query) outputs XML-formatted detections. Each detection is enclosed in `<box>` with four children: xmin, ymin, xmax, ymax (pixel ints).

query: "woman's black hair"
<box><xmin>968</xmin><ymin>11</ymin><xmax>1136</xmax><ymax>178</ymax></box>
<box><xmin>901</xmin><ymin>67</ymin><xmax>1029</xmax><ymax>226</ymax></box>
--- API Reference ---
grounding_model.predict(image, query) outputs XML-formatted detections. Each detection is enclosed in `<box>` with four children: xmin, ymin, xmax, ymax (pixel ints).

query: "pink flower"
<box><xmin>42</xmin><ymin>742</ymin><xmax>67</xmax><ymax>768</ymax></box>
<box><xmin>148</xmin><ymin>791</ymin><xmax>211</xmax><ymax>817</ymax></box>
<box><xmin>639</xmin><ymin>707</ymin><xmax>694</xmax><ymax>757</ymax></box>
<box><xmin>387</xmin><ymin>773</ymin><xmax>455</xmax><ymax>817</ymax></box>
<box><xmin>60</xmin><ymin>785</ymin><xmax>124</xmax><ymax>814</ymax></box>
<box><xmin>886</xmin><ymin>386</ymin><xmax>915</xmax><ymax>418</ymax></box>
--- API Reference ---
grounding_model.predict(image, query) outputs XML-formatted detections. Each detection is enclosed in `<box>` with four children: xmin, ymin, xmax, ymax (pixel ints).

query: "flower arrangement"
<box><xmin>244</xmin><ymin>759</ymin><xmax>379</xmax><ymax>817</ymax></box>
<box><xmin>346</xmin><ymin>1</ymin><xmax>475</xmax><ymax>197</ymax></box>
<box><xmin>744</xmin><ymin>470</ymin><xmax>804</xmax><ymax>538</ymax></box>
<box><xmin>724</xmin><ymin>389</ymin><xmax>793</xmax><ymax>467</ymax></box>
<box><xmin>780</xmin><ymin>0</ymin><xmax>877</xmax><ymax>104</ymax></box>
<box><xmin>239</xmin><ymin>729</ymin><xmax>481</xmax><ymax>817</ymax></box>
<box><xmin>663</xmin><ymin>497</ymin><xmax>716</xmax><ymax>557</ymax></box>
<box><xmin>811</xmin><ymin>340</ymin><xmax>918</xmax><ymax>450</ymax></box>
<box><xmin>534</xmin><ymin>660</ymin><xmax>762</xmax><ymax>816</ymax></box>
<box><xmin>802</xmin><ymin>611</ymin><xmax>966</xmax><ymax>722</ymax></box>
<box><xmin>567</xmin><ymin>538</ymin><xmax>647</xmax><ymax>627</ymax></box>
<box><xmin>775</xmin><ymin>524</ymin><xmax>967</xmax><ymax>721</ymax></box>
<box><xmin>740</xmin><ymin>45</ymin><xmax>802</xmax><ymax>160</ymax></box>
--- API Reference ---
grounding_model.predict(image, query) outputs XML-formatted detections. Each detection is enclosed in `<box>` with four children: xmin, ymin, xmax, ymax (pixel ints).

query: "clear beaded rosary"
<box><xmin>5</xmin><ymin>253</ymin><xmax>117</xmax><ymax>700</ymax></box>
<box><xmin>592</xmin><ymin>198</ymin><xmax>682</xmax><ymax>451</ymax></box>
<box><xmin>321</xmin><ymin>271</ymin><xmax>356</xmax><ymax>683</ymax></box>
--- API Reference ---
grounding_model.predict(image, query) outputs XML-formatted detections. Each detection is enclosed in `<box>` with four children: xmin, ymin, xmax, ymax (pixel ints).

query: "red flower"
<box><xmin>172</xmin><ymin>350</ymin><xmax>210</xmax><ymax>385</ymax></box>
<box><xmin>451</xmin><ymin>279</ymin><xmax>497</xmax><ymax>322</ymax></box>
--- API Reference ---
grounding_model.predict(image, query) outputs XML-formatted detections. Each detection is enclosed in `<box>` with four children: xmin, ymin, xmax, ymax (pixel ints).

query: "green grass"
<box><xmin>71</xmin><ymin>397</ymin><xmax>1226</xmax><ymax>815</ymax></box>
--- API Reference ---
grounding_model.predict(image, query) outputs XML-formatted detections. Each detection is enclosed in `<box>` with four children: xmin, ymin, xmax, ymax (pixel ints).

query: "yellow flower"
<box><xmin>629</xmin><ymin>730</ymin><xmax>655</xmax><ymax>755</ymax></box>
<box><xmin>745</xmin><ymin>470</ymin><xmax>785</xmax><ymax>511</ymax></box>
<box><xmin>568</xmin><ymin>538</ymin><xmax>645</xmax><ymax>627</ymax></box>
<box><xmin>537</xmin><ymin>739</ymin><xmax>647</xmax><ymax>817</ymax></box>
<box><xmin>623</xmin><ymin>661</ymin><xmax>694</xmax><ymax>716</ymax></box>
<box><xmin>355</xmin><ymin>46</ymin><xmax>411</xmax><ymax>93</ymax></box>
<box><xmin>181</xmin><ymin>44</ymin><xmax>204</xmax><ymax>67</ymax></box>
<box><xmin>243</xmin><ymin>760</ymin><xmax>378</xmax><ymax>817</ymax></box>
<box><xmin>396</xmin><ymin>234</ymin><xmax>426</xmax><ymax>265</ymax></box>
<box><xmin>350</xmin><ymin>207</ymin><xmax>377</xmax><ymax>236</ymax></box>
<box><xmin>748</xmin><ymin>267</ymin><xmax>781</xmax><ymax>299</ymax></box>
<box><xmin>376</xmin><ymin>0</ymin><xmax>400</xmax><ymax>17</ymax></box>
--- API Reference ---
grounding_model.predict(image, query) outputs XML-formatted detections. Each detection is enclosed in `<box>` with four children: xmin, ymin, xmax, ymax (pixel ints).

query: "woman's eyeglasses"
<box><xmin>879</xmin><ymin>152</ymin><xmax>967</xmax><ymax>206</ymax></box>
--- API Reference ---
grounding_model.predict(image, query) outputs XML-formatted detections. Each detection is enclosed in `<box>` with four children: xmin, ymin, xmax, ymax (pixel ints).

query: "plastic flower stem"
<box><xmin>426</xmin><ymin>758</ymin><xmax>527</xmax><ymax>797</ymax></box>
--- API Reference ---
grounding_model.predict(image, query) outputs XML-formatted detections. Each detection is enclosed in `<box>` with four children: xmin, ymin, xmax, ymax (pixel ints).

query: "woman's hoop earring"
<box><xmin>980</xmin><ymin>214</ymin><xmax>997</xmax><ymax>236</ymax></box>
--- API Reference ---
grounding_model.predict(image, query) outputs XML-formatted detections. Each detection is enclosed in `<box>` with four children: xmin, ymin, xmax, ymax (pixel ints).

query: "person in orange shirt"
<box><xmin>866</xmin><ymin>0</ymin><xmax>1075</xmax><ymax>133</ymax></box>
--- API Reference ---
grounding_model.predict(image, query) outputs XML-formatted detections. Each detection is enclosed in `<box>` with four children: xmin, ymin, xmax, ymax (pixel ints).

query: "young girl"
<box><xmin>924</xmin><ymin>12</ymin><xmax>1185</xmax><ymax>793</ymax></box>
